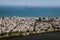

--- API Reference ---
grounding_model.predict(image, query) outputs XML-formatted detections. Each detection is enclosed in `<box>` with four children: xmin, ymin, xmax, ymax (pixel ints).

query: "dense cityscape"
<box><xmin>0</xmin><ymin>16</ymin><xmax>60</xmax><ymax>38</ymax></box>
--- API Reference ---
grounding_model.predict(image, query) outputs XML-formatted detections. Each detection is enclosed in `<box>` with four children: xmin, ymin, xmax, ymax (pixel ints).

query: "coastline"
<box><xmin>0</xmin><ymin>16</ymin><xmax>60</xmax><ymax>38</ymax></box>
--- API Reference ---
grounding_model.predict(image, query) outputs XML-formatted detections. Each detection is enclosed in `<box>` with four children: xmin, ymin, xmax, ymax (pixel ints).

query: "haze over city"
<box><xmin>0</xmin><ymin>0</ymin><xmax>60</xmax><ymax>7</ymax></box>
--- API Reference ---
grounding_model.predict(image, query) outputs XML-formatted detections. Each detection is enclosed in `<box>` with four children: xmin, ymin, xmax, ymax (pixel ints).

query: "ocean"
<box><xmin>0</xmin><ymin>6</ymin><xmax>60</xmax><ymax>40</ymax></box>
<box><xmin>0</xmin><ymin>6</ymin><xmax>60</xmax><ymax>17</ymax></box>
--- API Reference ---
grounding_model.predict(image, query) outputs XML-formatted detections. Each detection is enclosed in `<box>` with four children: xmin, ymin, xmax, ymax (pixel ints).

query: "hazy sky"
<box><xmin>0</xmin><ymin>0</ymin><xmax>60</xmax><ymax>6</ymax></box>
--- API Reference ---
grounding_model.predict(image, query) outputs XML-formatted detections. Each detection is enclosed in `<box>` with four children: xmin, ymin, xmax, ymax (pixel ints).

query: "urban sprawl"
<box><xmin>0</xmin><ymin>16</ymin><xmax>60</xmax><ymax>38</ymax></box>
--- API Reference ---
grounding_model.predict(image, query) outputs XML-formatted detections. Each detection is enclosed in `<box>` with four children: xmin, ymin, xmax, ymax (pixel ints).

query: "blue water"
<box><xmin>0</xmin><ymin>6</ymin><xmax>60</xmax><ymax>17</ymax></box>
